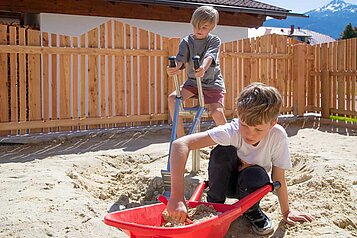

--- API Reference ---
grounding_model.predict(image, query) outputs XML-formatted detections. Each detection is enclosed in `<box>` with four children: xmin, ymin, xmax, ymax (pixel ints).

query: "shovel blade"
<box><xmin>161</xmin><ymin>170</ymin><xmax>171</xmax><ymax>197</ymax></box>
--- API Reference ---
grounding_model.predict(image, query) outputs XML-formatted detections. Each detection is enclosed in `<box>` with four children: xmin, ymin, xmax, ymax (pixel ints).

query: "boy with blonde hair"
<box><xmin>167</xmin><ymin>5</ymin><xmax>227</xmax><ymax>138</ymax></box>
<box><xmin>167</xmin><ymin>83</ymin><xmax>314</xmax><ymax>235</ymax></box>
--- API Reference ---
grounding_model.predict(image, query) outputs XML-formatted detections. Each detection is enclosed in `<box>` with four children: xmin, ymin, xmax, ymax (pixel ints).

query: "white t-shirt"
<box><xmin>207</xmin><ymin>118</ymin><xmax>291</xmax><ymax>173</ymax></box>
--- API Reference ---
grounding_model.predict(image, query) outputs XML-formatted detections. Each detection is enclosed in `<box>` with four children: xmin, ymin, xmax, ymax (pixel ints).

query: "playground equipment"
<box><xmin>104</xmin><ymin>181</ymin><xmax>281</xmax><ymax>238</ymax></box>
<box><xmin>161</xmin><ymin>55</ymin><xmax>208</xmax><ymax>197</ymax></box>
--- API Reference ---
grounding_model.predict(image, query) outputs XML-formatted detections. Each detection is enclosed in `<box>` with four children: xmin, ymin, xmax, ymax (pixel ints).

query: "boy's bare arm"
<box><xmin>167</xmin><ymin>131</ymin><xmax>216</xmax><ymax>222</ymax></box>
<box><xmin>272</xmin><ymin>166</ymin><xmax>315</xmax><ymax>225</ymax></box>
<box><xmin>271</xmin><ymin>167</ymin><xmax>290</xmax><ymax>216</ymax></box>
<box><xmin>167</xmin><ymin>61</ymin><xmax>184</xmax><ymax>76</ymax></box>
<box><xmin>194</xmin><ymin>56</ymin><xmax>213</xmax><ymax>78</ymax></box>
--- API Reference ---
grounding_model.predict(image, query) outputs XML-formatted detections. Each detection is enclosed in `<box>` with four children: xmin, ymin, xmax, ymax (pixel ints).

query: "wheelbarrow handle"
<box><xmin>232</xmin><ymin>182</ymin><xmax>281</xmax><ymax>212</ymax></box>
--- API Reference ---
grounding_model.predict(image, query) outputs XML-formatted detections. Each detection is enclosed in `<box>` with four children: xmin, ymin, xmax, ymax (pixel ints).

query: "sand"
<box><xmin>0</xmin><ymin>119</ymin><xmax>356</xmax><ymax>238</ymax></box>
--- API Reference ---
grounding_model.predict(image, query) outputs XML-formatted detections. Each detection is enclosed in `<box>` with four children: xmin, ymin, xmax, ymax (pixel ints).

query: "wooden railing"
<box><xmin>0</xmin><ymin>21</ymin><xmax>356</xmax><ymax>135</ymax></box>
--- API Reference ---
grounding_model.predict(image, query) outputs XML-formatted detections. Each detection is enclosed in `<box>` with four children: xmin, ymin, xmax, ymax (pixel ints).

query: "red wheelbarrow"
<box><xmin>104</xmin><ymin>181</ymin><xmax>280</xmax><ymax>238</ymax></box>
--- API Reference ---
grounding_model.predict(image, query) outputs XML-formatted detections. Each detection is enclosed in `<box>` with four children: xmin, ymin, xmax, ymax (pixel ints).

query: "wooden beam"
<box><xmin>0</xmin><ymin>45</ymin><xmax>167</xmax><ymax>56</ymax></box>
<box><xmin>0</xmin><ymin>0</ymin><xmax>266</xmax><ymax>27</ymax></box>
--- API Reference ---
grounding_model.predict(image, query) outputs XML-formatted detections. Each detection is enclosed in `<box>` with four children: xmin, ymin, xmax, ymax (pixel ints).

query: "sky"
<box><xmin>260</xmin><ymin>0</ymin><xmax>357</xmax><ymax>13</ymax></box>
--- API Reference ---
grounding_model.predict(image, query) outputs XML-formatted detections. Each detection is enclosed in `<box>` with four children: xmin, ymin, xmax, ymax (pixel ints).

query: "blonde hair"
<box><xmin>191</xmin><ymin>6</ymin><xmax>219</xmax><ymax>30</ymax></box>
<box><xmin>236</xmin><ymin>82</ymin><xmax>282</xmax><ymax>126</ymax></box>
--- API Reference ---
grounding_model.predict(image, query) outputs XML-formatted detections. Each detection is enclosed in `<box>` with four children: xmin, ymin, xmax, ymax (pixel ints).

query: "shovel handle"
<box><xmin>168</xmin><ymin>56</ymin><xmax>176</xmax><ymax>68</ymax></box>
<box><xmin>192</xmin><ymin>55</ymin><xmax>200</xmax><ymax>70</ymax></box>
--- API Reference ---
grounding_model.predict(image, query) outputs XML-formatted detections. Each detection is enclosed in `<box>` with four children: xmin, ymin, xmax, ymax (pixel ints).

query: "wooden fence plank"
<box><xmin>9</xmin><ymin>26</ymin><xmax>18</xmax><ymax>135</ymax></box>
<box><xmin>125</xmin><ymin>24</ymin><xmax>132</xmax><ymax>121</ymax></box>
<box><xmin>87</xmin><ymin>27</ymin><xmax>99</xmax><ymax>129</ymax></box>
<box><xmin>346</xmin><ymin>39</ymin><xmax>351</xmax><ymax>113</ymax></box>
<box><xmin>72</xmin><ymin>36</ymin><xmax>79</xmax><ymax>131</ymax></box>
<box><xmin>237</xmin><ymin>40</ymin><xmax>243</xmax><ymax>97</ymax></box>
<box><xmin>27</xmin><ymin>29</ymin><xmax>41</xmax><ymax>133</ymax></box>
<box><xmin>232</xmin><ymin>40</ymin><xmax>238</xmax><ymax>119</ymax></box>
<box><xmin>18</xmin><ymin>28</ymin><xmax>27</xmax><ymax>134</ymax></box>
<box><xmin>307</xmin><ymin>45</ymin><xmax>315</xmax><ymax>110</ymax></box>
<box><xmin>276</xmin><ymin>35</ymin><xmax>286</xmax><ymax>109</ymax></box>
<box><xmin>150</xmin><ymin>31</ymin><xmax>155</xmax><ymax>124</ymax></box>
<box><xmin>162</xmin><ymin>37</ymin><xmax>169</xmax><ymax>121</ymax></box>
<box><xmin>132</xmin><ymin>27</ymin><xmax>138</xmax><ymax>125</ymax></box>
<box><xmin>59</xmin><ymin>35</ymin><xmax>71</xmax><ymax>131</ymax></box>
<box><xmin>250</xmin><ymin>37</ymin><xmax>258</xmax><ymax>85</ymax></box>
<box><xmin>114</xmin><ymin>20</ymin><xmax>125</xmax><ymax>127</ymax></box>
<box><xmin>0</xmin><ymin>25</ymin><xmax>8</xmax><ymax>135</ymax></box>
<box><xmin>100</xmin><ymin>23</ymin><xmax>106</xmax><ymax>129</ymax></box>
<box><xmin>51</xmin><ymin>33</ymin><xmax>59</xmax><ymax>132</ymax></box>
<box><xmin>42</xmin><ymin>32</ymin><xmax>50</xmax><ymax>133</ymax></box>
<box><xmin>156</xmin><ymin>34</ymin><xmax>163</xmax><ymax>123</ymax></box>
<box><xmin>223</xmin><ymin>41</ymin><xmax>233</xmax><ymax>113</ymax></box>
<box><xmin>321</xmin><ymin>43</ymin><xmax>330</xmax><ymax>118</ymax></box>
<box><xmin>293</xmin><ymin>44</ymin><xmax>306</xmax><ymax>116</ymax></box>
<box><xmin>260</xmin><ymin>35</ymin><xmax>268</xmax><ymax>84</ymax></box>
<box><xmin>243</xmin><ymin>38</ymin><xmax>251</xmax><ymax>87</ymax></box>
<box><xmin>107</xmin><ymin>20</ymin><xmax>113</xmax><ymax>124</ymax></box>
<box><xmin>80</xmin><ymin>34</ymin><xmax>86</xmax><ymax>130</ymax></box>
<box><xmin>331</xmin><ymin>41</ymin><xmax>337</xmax><ymax>110</ymax></box>
<box><xmin>139</xmin><ymin>28</ymin><xmax>149</xmax><ymax>125</ymax></box>
<box><xmin>337</xmin><ymin>40</ymin><xmax>345</xmax><ymax>114</ymax></box>
<box><xmin>351</xmin><ymin>38</ymin><xmax>356</xmax><ymax>114</ymax></box>
<box><xmin>287</xmin><ymin>39</ymin><xmax>293</xmax><ymax>111</ymax></box>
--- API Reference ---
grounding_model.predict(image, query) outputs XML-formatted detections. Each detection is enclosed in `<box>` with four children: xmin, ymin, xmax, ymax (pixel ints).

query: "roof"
<box><xmin>118</xmin><ymin>0</ymin><xmax>307</xmax><ymax>19</ymax></box>
<box><xmin>249</xmin><ymin>27</ymin><xmax>336</xmax><ymax>45</ymax></box>
<box><xmin>0</xmin><ymin>0</ymin><xmax>308</xmax><ymax>29</ymax></box>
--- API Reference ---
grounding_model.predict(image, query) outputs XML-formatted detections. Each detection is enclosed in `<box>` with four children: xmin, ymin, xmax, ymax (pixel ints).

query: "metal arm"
<box><xmin>168</xmin><ymin>56</ymin><xmax>182</xmax><ymax>99</ymax></box>
<box><xmin>192</xmin><ymin>55</ymin><xmax>205</xmax><ymax>107</ymax></box>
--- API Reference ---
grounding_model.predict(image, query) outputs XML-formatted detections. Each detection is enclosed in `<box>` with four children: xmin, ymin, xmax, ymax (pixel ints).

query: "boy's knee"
<box><xmin>209</xmin><ymin>145</ymin><xmax>237</xmax><ymax>165</ymax></box>
<box><xmin>168</xmin><ymin>94</ymin><xmax>175</xmax><ymax>104</ymax></box>
<box><xmin>211</xmin><ymin>107</ymin><xmax>225</xmax><ymax>118</ymax></box>
<box><xmin>238</xmin><ymin>165</ymin><xmax>270</xmax><ymax>190</ymax></box>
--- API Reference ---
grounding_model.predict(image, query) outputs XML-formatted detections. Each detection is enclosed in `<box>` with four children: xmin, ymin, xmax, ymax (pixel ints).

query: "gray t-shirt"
<box><xmin>176</xmin><ymin>34</ymin><xmax>225</xmax><ymax>90</ymax></box>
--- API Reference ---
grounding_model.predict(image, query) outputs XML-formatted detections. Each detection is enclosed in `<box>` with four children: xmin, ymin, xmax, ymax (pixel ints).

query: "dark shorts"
<box><xmin>182</xmin><ymin>85</ymin><xmax>225</xmax><ymax>106</ymax></box>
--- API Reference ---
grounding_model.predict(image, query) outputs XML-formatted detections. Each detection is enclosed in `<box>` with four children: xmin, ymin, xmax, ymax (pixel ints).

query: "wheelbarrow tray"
<box><xmin>104</xmin><ymin>183</ymin><xmax>276</xmax><ymax>238</ymax></box>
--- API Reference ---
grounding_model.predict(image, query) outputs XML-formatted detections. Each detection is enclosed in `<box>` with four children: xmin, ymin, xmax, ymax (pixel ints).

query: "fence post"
<box><xmin>320</xmin><ymin>44</ymin><xmax>330</xmax><ymax>118</ymax></box>
<box><xmin>292</xmin><ymin>44</ymin><xmax>306</xmax><ymax>116</ymax></box>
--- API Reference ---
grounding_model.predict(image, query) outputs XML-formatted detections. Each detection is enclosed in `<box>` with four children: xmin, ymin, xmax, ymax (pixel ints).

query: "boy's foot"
<box><xmin>244</xmin><ymin>208</ymin><xmax>273</xmax><ymax>235</ymax></box>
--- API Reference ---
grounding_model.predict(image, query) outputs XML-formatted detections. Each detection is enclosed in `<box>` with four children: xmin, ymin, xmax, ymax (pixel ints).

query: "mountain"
<box><xmin>264</xmin><ymin>0</ymin><xmax>357</xmax><ymax>39</ymax></box>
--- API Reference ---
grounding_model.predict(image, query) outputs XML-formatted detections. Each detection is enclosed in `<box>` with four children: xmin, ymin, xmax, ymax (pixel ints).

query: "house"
<box><xmin>249</xmin><ymin>26</ymin><xmax>336</xmax><ymax>45</ymax></box>
<box><xmin>0</xmin><ymin>0</ymin><xmax>307</xmax><ymax>42</ymax></box>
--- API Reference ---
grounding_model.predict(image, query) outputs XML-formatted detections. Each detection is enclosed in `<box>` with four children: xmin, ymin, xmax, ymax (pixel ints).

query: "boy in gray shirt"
<box><xmin>167</xmin><ymin>6</ymin><xmax>227</xmax><ymax>138</ymax></box>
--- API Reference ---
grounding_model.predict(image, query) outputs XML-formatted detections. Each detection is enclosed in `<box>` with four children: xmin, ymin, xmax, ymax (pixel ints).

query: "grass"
<box><xmin>329</xmin><ymin>115</ymin><xmax>357</xmax><ymax>123</ymax></box>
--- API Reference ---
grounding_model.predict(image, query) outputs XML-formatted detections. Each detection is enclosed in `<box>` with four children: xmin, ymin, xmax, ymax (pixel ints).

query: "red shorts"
<box><xmin>182</xmin><ymin>85</ymin><xmax>225</xmax><ymax>106</ymax></box>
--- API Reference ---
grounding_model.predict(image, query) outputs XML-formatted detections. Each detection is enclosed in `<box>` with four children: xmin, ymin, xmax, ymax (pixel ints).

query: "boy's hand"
<box><xmin>167</xmin><ymin>197</ymin><xmax>188</xmax><ymax>223</ymax></box>
<box><xmin>167</xmin><ymin>66</ymin><xmax>179</xmax><ymax>76</ymax></box>
<box><xmin>194</xmin><ymin>66</ymin><xmax>205</xmax><ymax>78</ymax></box>
<box><xmin>283</xmin><ymin>210</ymin><xmax>315</xmax><ymax>225</ymax></box>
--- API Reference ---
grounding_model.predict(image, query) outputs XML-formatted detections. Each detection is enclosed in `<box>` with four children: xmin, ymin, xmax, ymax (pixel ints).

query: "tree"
<box><xmin>340</xmin><ymin>23</ymin><xmax>357</xmax><ymax>39</ymax></box>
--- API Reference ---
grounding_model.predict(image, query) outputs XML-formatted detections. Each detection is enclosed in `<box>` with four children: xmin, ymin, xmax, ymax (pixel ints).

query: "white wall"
<box><xmin>40</xmin><ymin>13</ymin><xmax>248</xmax><ymax>43</ymax></box>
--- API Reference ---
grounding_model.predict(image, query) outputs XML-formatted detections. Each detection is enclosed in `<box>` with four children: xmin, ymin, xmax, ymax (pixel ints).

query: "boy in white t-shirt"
<box><xmin>167</xmin><ymin>82</ymin><xmax>314</xmax><ymax>235</ymax></box>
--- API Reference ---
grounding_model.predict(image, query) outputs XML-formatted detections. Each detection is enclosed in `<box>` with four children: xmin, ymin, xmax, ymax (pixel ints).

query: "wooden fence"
<box><xmin>0</xmin><ymin>21</ymin><xmax>356</xmax><ymax>135</ymax></box>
